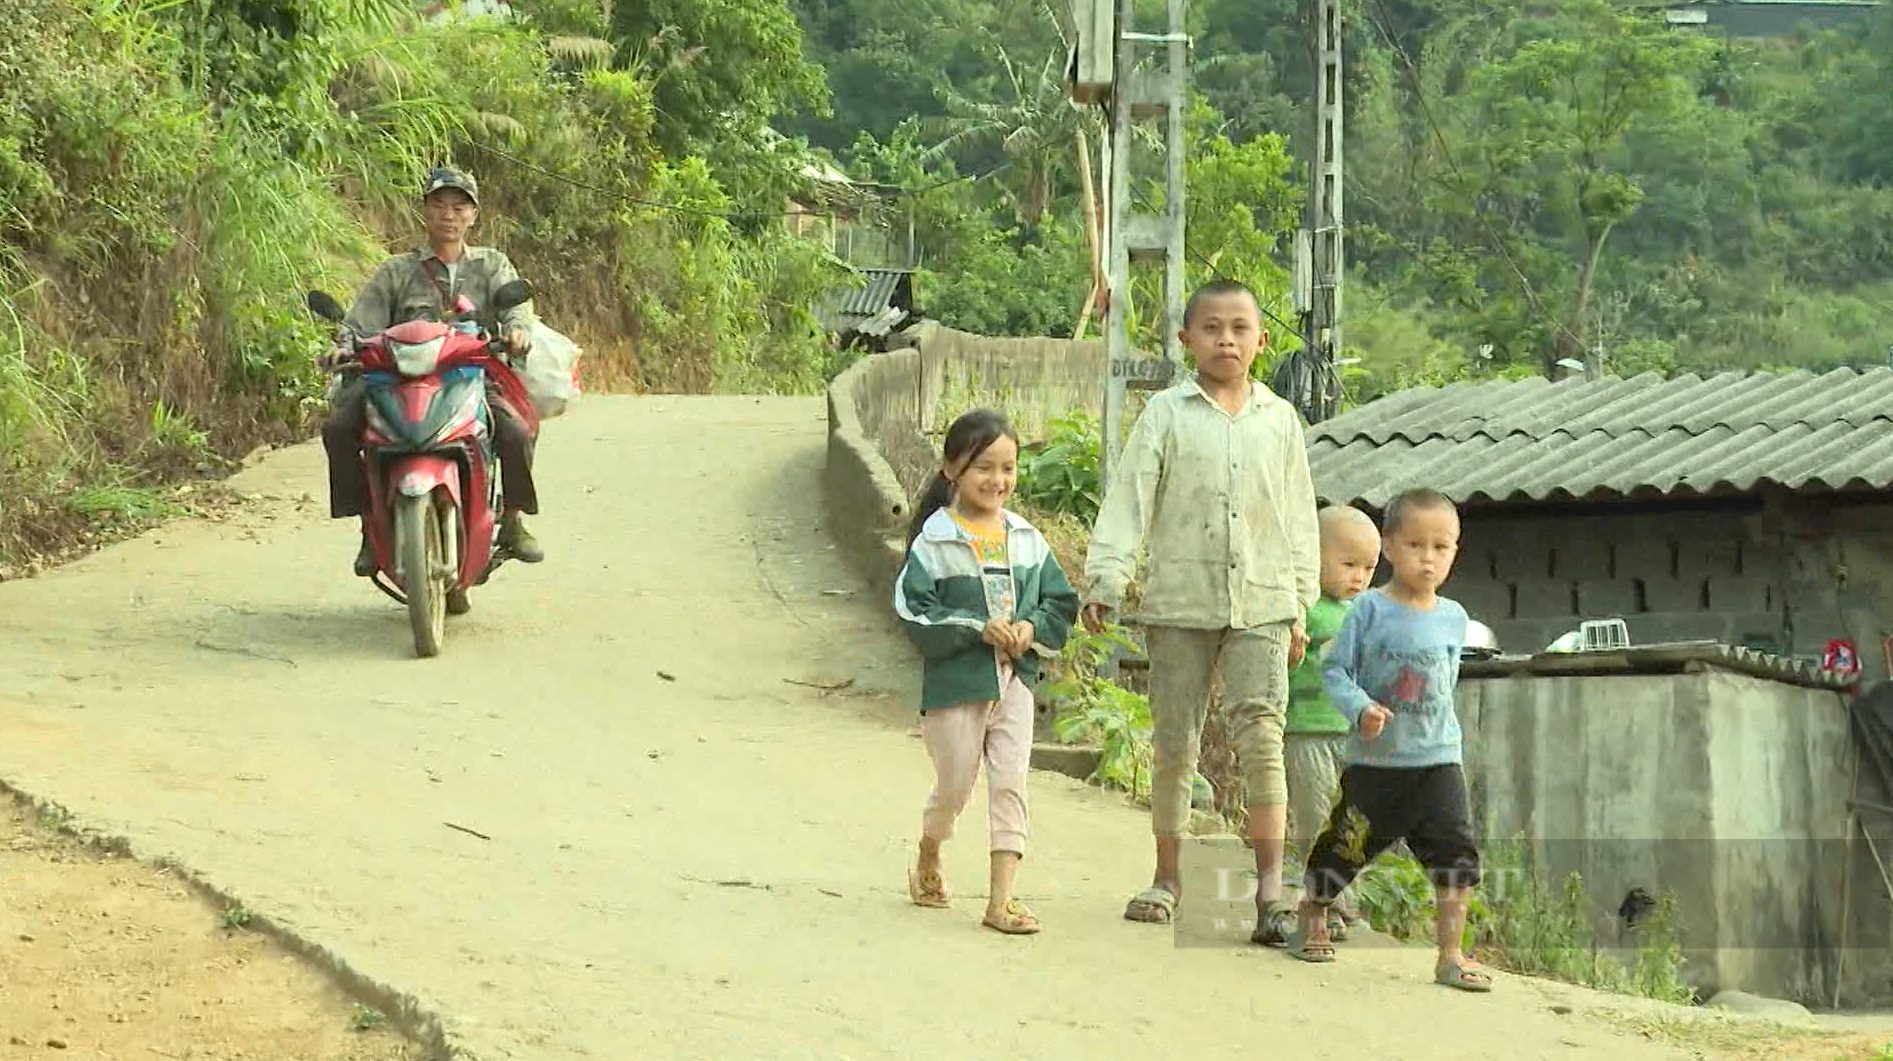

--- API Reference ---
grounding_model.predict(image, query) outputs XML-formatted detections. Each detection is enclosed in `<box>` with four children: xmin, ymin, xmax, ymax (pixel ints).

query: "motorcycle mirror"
<box><xmin>490</xmin><ymin>279</ymin><xmax>532</xmax><ymax>312</ymax></box>
<box><xmin>306</xmin><ymin>291</ymin><xmax>346</xmax><ymax>323</ymax></box>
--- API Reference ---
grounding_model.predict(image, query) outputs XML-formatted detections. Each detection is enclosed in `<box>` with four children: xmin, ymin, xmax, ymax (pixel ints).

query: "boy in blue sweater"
<box><xmin>1290</xmin><ymin>488</ymin><xmax>1492</xmax><ymax>992</ymax></box>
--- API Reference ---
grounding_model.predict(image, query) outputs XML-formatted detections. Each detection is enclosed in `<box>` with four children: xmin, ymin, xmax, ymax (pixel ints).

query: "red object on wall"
<box><xmin>1825</xmin><ymin>639</ymin><xmax>1861</xmax><ymax>676</ymax></box>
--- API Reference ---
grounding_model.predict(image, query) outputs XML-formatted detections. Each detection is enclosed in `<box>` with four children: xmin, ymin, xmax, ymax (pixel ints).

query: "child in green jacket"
<box><xmin>893</xmin><ymin>408</ymin><xmax>1080</xmax><ymax>935</ymax></box>
<box><xmin>1286</xmin><ymin>505</ymin><xmax>1381</xmax><ymax>938</ymax></box>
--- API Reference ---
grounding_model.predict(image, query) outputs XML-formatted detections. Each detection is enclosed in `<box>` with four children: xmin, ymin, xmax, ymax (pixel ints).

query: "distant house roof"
<box><xmin>1306</xmin><ymin>366</ymin><xmax>1893</xmax><ymax>510</ymax></box>
<box><xmin>837</xmin><ymin>269</ymin><xmax>911</xmax><ymax>318</ymax></box>
<box><xmin>817</xmin><ymin>268</ymin><xmax>916</xmax><ymax>341</ymax></box>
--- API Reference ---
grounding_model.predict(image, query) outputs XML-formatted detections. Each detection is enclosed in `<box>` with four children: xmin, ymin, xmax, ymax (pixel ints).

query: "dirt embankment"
<box><xmin>0</xmin><ymin>794</ymin><xmax>421</xmax><ymax>1061</ymax></box>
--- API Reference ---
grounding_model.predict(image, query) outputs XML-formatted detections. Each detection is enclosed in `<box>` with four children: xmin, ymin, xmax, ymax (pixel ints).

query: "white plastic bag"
<box><xmin>522</xmin><ymin>322</ymin><xmax>583</xmax><ymax>419</ymax></box>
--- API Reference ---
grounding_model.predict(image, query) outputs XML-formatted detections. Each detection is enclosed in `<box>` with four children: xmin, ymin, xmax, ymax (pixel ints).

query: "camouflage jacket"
<box><xmin>342</xmin><ymin>244</ymin><xmax>537</xmax><ymax>336</ymax></box>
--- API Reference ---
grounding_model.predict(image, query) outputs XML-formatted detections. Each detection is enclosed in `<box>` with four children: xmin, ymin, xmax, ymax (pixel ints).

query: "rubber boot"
<box><xmin>500</xmin><ymin>511</ymin><xmax>544</xmax><ymax>563</ymax></box>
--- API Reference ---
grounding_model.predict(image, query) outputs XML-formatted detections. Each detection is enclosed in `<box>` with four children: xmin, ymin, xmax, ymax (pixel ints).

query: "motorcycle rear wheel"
<box><xmin>396</xmin><ymin>492</ymin><xmax>447</xmax><ymax>657</ymax></box>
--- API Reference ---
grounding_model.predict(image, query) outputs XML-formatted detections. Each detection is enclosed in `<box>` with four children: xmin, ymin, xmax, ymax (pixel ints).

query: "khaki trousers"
<box><xmin>1145</xmin><ymin>623</ymin><xmax>1291</xmax><ymax>838</ymax></box>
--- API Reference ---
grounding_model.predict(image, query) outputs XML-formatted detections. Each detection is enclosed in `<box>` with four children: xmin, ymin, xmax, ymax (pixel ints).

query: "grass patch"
<box><xmin>66</xmin><ymin>483</ymin><xmax>188</xmax><ymax>525</ymax></box>
<box><xmin>1350</xmin><ymin>837</ymin><xmax>1698</xmax><ymax>1005</ymax></box>
<box><xmin>1600</xmin><ymin>1011</ymin><xmax>1891</xmax><ymax>1061</ymax></box>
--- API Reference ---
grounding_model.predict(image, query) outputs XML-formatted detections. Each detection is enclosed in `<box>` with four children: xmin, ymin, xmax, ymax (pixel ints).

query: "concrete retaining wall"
<box><xmin>823</xmin><ymin>321</ymin><xmax>1106</xmax><ymax>596</ymax></box>
<box><xmin>1457</xmin><ymin>669</ymin><xmax>1861</xmax><ymax>1005</ymax></box>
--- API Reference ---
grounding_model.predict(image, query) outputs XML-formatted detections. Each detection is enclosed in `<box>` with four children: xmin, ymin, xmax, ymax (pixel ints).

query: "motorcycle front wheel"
<box><xmin>396</xmin><ymin>491</ymin><xmax>447</xmax><ymax>657</ymax></box>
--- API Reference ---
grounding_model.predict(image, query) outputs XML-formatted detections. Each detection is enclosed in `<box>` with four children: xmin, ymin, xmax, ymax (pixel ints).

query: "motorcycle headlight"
<box><xmin>387</xmin><ymin>335</ymin><xmax>447</xmax><ymax>377</ymax></box>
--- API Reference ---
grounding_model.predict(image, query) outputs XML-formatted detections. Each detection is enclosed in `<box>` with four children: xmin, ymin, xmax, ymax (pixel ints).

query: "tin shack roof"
<box><xmin>1307</xmin><ymin>365</ymin><xmax>1893</xmax><ymax>510</ymax></box>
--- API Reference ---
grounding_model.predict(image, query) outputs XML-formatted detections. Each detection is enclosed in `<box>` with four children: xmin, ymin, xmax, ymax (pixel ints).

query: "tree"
<box><xmin>928</xmin><ymin>37</ymin><xmax>1091</xmax><ymax>227</ymax></box>
<box><xmin>1450</xmin><ymin>0</ymin><xmax>1715</xmax><ymax>374</ymax></box>
<box><xmin>610</xmin><ymin>0</ymin><xmax>830</xmax><ymax>154</ymax></box>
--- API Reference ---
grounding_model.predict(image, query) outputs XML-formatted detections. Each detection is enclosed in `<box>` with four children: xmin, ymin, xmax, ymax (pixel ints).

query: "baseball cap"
<box><xmin>421</xmin><ymin>165</ymin><xmax>480</xmax><ymax>205</ymax></box>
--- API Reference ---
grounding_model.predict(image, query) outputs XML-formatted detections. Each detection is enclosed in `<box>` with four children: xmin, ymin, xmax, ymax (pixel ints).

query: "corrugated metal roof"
<box><xmin>1307</xmin><ymin>366</ymin><xmax>1893</xmax><ymax>509</ymax></box>
<box><xmin>853</xmin><ymin>305</ymin><xmax>908</xmax><ymax>339</ymax></box>
<box><xmin>837</xmin><ymin>269</ymin><xmax>910</xmax><ymax>318</ymax></box>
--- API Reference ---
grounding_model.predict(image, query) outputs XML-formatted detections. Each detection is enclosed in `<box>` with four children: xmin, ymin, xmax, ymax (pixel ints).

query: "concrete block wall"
<box><xmin>1444</xmin><ymin>509</ymin><xmax>1796</xmax><ymax>655</ymax></box>
<box><xmin>1442</xmin><ymin>501</ymin><xmax>1893</xmax><ymax>669</ymax></box>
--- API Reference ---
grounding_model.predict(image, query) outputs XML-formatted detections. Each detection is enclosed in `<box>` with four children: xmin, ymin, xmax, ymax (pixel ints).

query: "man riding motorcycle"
<box><xmin>320</xmin><ymin>165</ymin><xmax>545</xmax><ymax>576</ymax></box>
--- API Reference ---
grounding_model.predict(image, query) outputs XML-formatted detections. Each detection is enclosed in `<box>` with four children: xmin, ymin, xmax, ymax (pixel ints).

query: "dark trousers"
<box><xmin>1304</xmin><ymin>763</ymin><xmax>1483</xmax><ymax>902</ymax></box>
<box><xmin>321</xmin><ymin>378</ymin><xmax>538</xmax><ymax>520</ymax></box>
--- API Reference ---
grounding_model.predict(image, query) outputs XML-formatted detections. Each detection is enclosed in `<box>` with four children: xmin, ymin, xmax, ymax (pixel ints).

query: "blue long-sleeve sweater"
<box><xmin>1321</xmin><ymin>587</ymin><xmax>1469</xmax><ymax>768</ymax></box>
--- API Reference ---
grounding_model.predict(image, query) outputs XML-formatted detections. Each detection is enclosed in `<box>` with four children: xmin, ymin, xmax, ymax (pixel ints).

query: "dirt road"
<box><xmin>0</xmin><ymin>396</ymin><xmax>1780</xmax><ymax>1060</ymax></box>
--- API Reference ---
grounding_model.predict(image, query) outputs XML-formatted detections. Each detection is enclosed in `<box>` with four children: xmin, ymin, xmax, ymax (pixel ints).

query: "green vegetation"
<box><xmin>0</xmin><ymin>0</ymin><xmax>848</xmax><ymax>564</ymax></box>
<box><xmin>15</xmin><ymin>0</ymin><xmax>1893</xmax><ymax>566</ymax></box>
<box><xmin>1047</xmin><ymin>622</ymin><xmax>1153</xmax><ymax>799</ymax></box>
<box><xmin>349</xmin><ymin>1003</ymin><xmax>387</xmax><ymax>1031</ymax></box>
<box><xmin>1015</xmin><ymin>409</ymin><xmax>1102</xmax><ymax>525</ymax></box>
<box><xmin>790</xmin><ymin>0</ymin><xmax>1893</xmax><ymax>401</ymax></box>
<box><xmin>1351</xmin><ymin>838</ymin><xmax>1696</xmax><ymax>1004</ymax></box>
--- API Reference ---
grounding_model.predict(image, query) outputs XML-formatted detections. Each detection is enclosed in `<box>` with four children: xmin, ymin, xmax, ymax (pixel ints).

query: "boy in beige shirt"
<box><xmin>1082</xmin><ymin>279</ymin><xmax>1322</xmax><ymax>945</ymax></box>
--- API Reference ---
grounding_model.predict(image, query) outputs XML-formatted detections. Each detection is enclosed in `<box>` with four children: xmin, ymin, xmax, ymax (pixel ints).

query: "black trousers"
<box><xmin>1304</xmin><ymin>763</ymin><xmax>1483</xmax><ymax>901</ymax></box>
<box><xmin>321</xmin><ymin>377</ymin><xmax>538</xmax><ymax>519</ymax></box>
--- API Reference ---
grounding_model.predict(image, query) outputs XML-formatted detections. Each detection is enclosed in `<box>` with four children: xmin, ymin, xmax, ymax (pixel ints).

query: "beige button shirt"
<box><xmin>1084</xmin><ymin>377</ymin><xmax>1321</xmax><ymax>630</ymax></box>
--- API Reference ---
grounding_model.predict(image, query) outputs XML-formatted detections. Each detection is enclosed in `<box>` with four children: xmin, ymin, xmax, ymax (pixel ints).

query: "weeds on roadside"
<box><xmin>222</xmin><ymin>905</ymin><xmax>253</xmax><ymax>930</ymax></box>
<box><xmin>1016</xmin><ymin>410</ymin><xmax>1102</xmax><ymax>524</ymax></box>
<box><xmin>1048</xmin><ymin>623</ymin><xmax>1153</xmax><ymax>803</ymax></box>
<box><xmin>1350</xmin><ymin>835</ymin><xmax>1696</xmax><ymax>1004</ymax></box>
<box><xmin>350</xmin><ymin>1004</ymin><xmax>387</xmax><ymax>1032</ymax></box>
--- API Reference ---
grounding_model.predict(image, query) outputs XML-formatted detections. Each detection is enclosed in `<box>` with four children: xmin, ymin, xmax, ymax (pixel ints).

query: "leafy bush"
<box><xmin>1048</xmin><ymin>623</ymin><xmax>1153</xmax><ymax>801</ymax></box>
<box><xmin>1349</xmin><ymin>835</ymin><xmax>1695</xmax><ymax>1004</ymax></box>
<box><xmin>1016</xmin><ymin>409</ymin><xmax>1103</xmax><ymax>525</ymax></box>
<box><xmin>0</xmin><ymin>0</ymin><xmax>847</xmax><ymax>563</ymax></box>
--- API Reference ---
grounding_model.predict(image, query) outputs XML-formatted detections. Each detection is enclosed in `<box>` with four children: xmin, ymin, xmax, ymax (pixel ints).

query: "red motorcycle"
<box><xmin>305</xmin><ymin>281</ymin><xmax>539</xmax><ymax>658</ymax></box>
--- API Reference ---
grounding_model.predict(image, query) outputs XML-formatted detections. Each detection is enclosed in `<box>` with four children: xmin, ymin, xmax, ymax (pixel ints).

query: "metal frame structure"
<box><xmin>1291</xmin><ymin>0</ymin><xmax>1345</xmax><ymax>425</ymax></box>
<box><xmin>1072</xmin><ymin>0</ymin><xmax>1192</xmax><ymax>487</ymax></box>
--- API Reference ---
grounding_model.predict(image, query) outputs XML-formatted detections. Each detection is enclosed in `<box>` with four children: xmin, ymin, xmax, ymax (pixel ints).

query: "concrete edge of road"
<box><xmin>0</xmin><ymin>774</ymin><xmax>457</xmax><ymax>1061</ymax></box>
<box><xmin>823</xmin><ymin>357</ymin><xmax>912</xmax><ymax>603</ymax></box>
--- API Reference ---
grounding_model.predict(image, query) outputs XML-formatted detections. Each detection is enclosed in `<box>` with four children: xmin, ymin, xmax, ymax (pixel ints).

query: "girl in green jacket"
<box><xmin>894</xmin><ymin>409</ymin><xmax>1080</xmax><ymax>935</ymax></box>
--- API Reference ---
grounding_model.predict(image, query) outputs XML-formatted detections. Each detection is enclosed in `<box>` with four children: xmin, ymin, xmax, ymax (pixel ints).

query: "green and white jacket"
<box><xmin>894</xmin><ymin>507</ymin><xmax>1081</xmax><ymax>714</ymax></box>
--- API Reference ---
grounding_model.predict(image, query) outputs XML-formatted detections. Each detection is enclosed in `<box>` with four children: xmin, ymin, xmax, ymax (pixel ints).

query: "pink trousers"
<box><xmin>920</xmin><ymin>663</ymin><xmax>1035</xmax><ymax>856</ymax></box>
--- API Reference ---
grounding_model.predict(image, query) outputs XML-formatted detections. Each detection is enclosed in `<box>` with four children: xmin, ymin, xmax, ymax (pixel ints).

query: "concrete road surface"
<box><xmin>0</xmin><ymin>396</ymin><xmax>1731</xmax><ymax>1059</ymax></box>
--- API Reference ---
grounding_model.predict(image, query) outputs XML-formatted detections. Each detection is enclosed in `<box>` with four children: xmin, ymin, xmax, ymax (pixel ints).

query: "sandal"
<box><xmin>1436</xmin><ymin>957</ymin><xmax>1494</xmax><ymax>992</ymax></box>
<box><xmin>1124</xmin><ymin>886</ymin><xmax>1178</xmax><ymax>924</ymax></box>
<box><xmin>1289</xmin><ymin>925</ymin><xmax>1338</xmax><ymax>962</ymax></box>
<box><xmin>1249</xmin><ymin>901</ymin><xmax>1297</xmax><ymax>948</ymax></box>
<box><xmin>908</xmin><ymin>864</ymin><xmax>949</xmax><ymax>908</ymax></box>
<box><xmin>983</xmin><ymin>898</ymin><xmax>1042</xmax><ymax>935</ymax></box>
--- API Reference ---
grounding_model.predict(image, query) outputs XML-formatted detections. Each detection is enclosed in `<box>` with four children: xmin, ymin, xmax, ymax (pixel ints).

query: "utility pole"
<box><xmin>1291</xmin><ymin>0</ymin><xmax>1344</xmax><ymax>424</ymax></box>
<box><xmin>1069</xmin><ymin>0</ymin><xmax>1191</xmax><ymax>486</ymax></box>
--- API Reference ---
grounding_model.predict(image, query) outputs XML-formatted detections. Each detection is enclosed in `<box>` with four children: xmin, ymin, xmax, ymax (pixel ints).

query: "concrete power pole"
<box><xmin>1291</xmin><ymin>0</ymin><xmax>1345</xmax><ymax>424</ymax></box>
<box><xmin>1069</xmin><ymin>0</ymin><xmax>1191</xmax><ymax>486</ymax></box>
